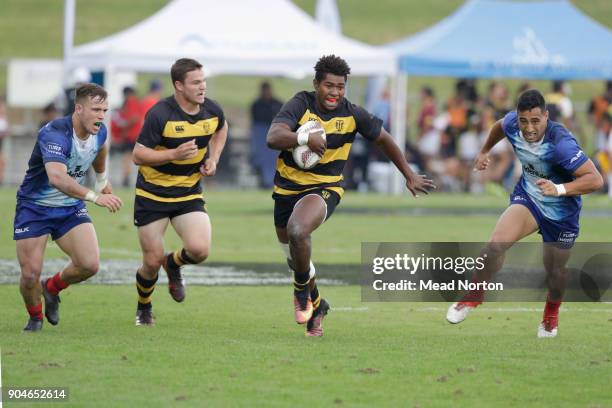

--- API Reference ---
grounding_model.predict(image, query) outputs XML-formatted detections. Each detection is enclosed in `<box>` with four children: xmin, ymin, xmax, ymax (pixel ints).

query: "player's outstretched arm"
<box><xmin>536</xmin><ymin>160</ymin><xmax>604</xmax><ymax>196</ymax></box>
<box><xmin>201</xmin><ymin>120</ymin><xmax>229</xmax><ymax>176</ymax></box>
<box><xmin>45</xmin><ymin>162</ymin><xmax>123</xmax><ymax>212</ymax></box>
<box><xmin>133</xmin><ymin>140</ymin><xmax>198</xmax><ymax>167</ymax></box>
<box><xmin>374</xmin><ymin>129</ymin><xmax>436</xmax><ymax>197</ymax></box>
<box><xmin>474</xmin><ymin>120</ymin><xmax>505</xmax><ymax>171</ymax></box>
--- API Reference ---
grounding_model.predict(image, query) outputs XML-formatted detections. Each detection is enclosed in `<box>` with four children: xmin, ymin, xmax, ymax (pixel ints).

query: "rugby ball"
<box><xmin>292</xmin><ymin>121</ymin><xmax>326</xmax><ymax>170</ymax></box>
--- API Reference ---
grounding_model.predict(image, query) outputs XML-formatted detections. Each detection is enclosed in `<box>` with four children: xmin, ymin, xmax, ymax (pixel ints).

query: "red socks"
<box><xmin>544</xmin><ymin>296</ymin><xmax>561</xmax><ymax>318</ymax></box>
<box><xmin>27</xmin><ymin>303</ymin><xmax>43</xmax><ymax>321</ymax></box>
<box><xmin>46</xmin><ymin>272</ymin><xmax>69</xmax><ymax>295</ymax></box>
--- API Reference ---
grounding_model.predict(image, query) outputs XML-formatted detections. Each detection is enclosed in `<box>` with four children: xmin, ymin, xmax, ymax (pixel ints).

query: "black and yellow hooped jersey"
<box><xmin>135</xmin><ymin>96</ymin><xmax>225</xmax><ymax>202</ymax></box>
<box><xmin>272</xmin><ymin>91</ymin><xmax>382</xmax><ymax>197</ymax></box>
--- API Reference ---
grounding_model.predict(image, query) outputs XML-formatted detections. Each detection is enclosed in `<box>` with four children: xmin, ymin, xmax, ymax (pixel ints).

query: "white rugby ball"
<box><xmin>292</xmin><ymin>121</ymin><xmax>326</xmax><ymax>170</ymax></box>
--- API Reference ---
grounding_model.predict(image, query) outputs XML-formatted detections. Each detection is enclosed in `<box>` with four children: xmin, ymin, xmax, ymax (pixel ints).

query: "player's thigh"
<box><xmin>171</xmin><ymin>211</ymin><xmax>212</xmax><ymax>253</ymax></box>
<box><xmin>490</xmin><ymin>204</ymin><xmax>538</xmax><ymax>244</ymax></box>
<box><xmin>55</xmin><ymin>222</ymin><xmax>100</xmax><ymax>270</ymax></box>
<box><xmin>276</xmin><ymin>227</ymin><xmax>288</xmax><ymax>244</ymax></box>
<box><xmin>16</xmin><ymin>235</ymin><xmax>48</xmax><ymax>276</ymax></box>
<box><xmin>543</xmin><ymin>245</ymin><xmax>572</xmax><ymax>272</ymax></box>
<box><xmin>287</xmin><ymin>194</ymin><xmax>327</xmax><ymax>236</ymax></box>
<box><xmin>137</xmin><ymin>217</ymin><xmax>170</xmax><ymax>256</ymax></box>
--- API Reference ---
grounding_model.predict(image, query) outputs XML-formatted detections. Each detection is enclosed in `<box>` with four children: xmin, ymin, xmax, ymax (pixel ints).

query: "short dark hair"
<box><xmin>314</xmin><ymin>55</ymin><xmax>351</xmax><ymax>82</ymax></box>
<box><xmin>517</xmin><ymin>89</ymin><xmax>546</xmax><ymax>112</ymax></box>
<box><xmin>552</xmin><ymin>80</ymin><xmax>564</xmax><ymax>93</ymax></box>
<box><xmin>75</xmin><ymin>83</ymin><xmax>107</xmax><ymax>104</ymax></box>
<box><xmin>171</xmin><ymin>58</ymin><xmax>203</xmax><ymax>86</ymax></box>
<box><xmin>122</xmin><ymin>86</ymin><xmax>136</xmax><ymax>97</ymax></box>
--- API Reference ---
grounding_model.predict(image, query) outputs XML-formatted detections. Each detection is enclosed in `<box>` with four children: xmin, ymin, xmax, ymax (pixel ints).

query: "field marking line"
<box><xmin>416</xmin><ymin>306</ymin><xmax>612</xmax><ymax>313</ymax></box>
<box><xmin>333</xmin><ymin>307</ymin><xmax>369</xmax><ymax>312</ymax></box>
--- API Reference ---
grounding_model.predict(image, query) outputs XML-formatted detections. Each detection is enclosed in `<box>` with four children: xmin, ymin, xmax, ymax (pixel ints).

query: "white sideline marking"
<box><xmin>416</xmin><ymin>306</ymin><xmax>612</xmax><ymax>313</ymax></box>
<box><xmin>334</xmin><ymin>307</ymin><xmax>369</xmax><ymax>312</ymax></box>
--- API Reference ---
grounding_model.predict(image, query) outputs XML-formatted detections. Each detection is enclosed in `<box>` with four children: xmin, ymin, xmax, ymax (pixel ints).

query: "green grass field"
<box><xmin>2</xmin><ymin>1</ymin><xmax>612</xmax><ymax>405</ymax></box>
<box><xmin>1</xmin><ymin>188</ymin><xmax>612</xmax><ymax>407</ymax></box>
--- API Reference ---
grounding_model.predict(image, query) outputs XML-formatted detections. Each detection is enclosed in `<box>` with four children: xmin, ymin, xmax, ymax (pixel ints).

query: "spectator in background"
<box><xmin>56</xmin><ymin>67</ymin><xmax>92</xmax><ymax>116</ymax></box>
<box><xmin>479</xmin><ymin>106</ymin><xmax>514</xmax><ymax>190</ymax></box>
<box><xmin>0</xmin><ymin>95</ymin><xmax>9</xmax><ymax>185</ymax></box>
<box><xmin>458</xmin><ymin>114</ymin><xmax>481</xmax><ymax>192</ymax></box>
<box><xmin>141</xmin><ymin>79</ymin><xmax>163</xmax><ymax>116</ymax></box>
<box><xmin>112</xmin><ymin>87</ymin><xmax>143</xmax><ymax>187</ymax></box>
<box><xmin>588</xmin><ymin>80</ymin><xmax>612</xmax><ymax>146</ymax></box>
<box><xmin>484</xmin><ymin>81</ymin><xmax>510</xmax><ymax>120</ymax></box>
<box><xmin>446</xmin><ymin>79</ymin><xmax>479</xmax><ymax>136</ymax></box>
<box><xmin>346</xmin><ymin>88</ymin><xmax>392</xmax><ymax>190</ymax></box>
<box><xmin>600</xmin><ymin>113</ymin><xmax>612</xmax><ymax>197</ymax></box>
<box><xmin>514</xmin><ymin>82</ymin><xmax>531</xmax><ymax>106</ymax></box>
<box><xmin>546</xmin><ymin>80</ymin><xmax>574</xmax><ymax>131</ymax></box>
<box><xmin>417</xmin><ymin>86</ymin><xmax>436</xmax><ymax>138</ymax></box>
<box><xmin>250</xmin><ymin>82</ymin><xmax>283</xmax><ymax>188</ymax></box>
<box><xmin>371</xmin><ymin>88</ymin><xmax>391</xmax><ymax>131</ymax></box>
<box><xmin>39</xmin><ymin>102</ymin><xmax>60</xmax><ymax>129</ymax></box>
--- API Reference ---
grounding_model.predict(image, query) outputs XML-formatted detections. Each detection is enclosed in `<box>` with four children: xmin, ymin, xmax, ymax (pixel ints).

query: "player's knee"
<box><xmin>287</xmin><ymin>222</ymin><xmax>309</xmax><ymax>244</ymax></box>
<box><xmin>143</xmin><ymin>254</ymin><xmax>164</xmax><ymax>273</ymax></box>
<box><xmin>185</xmin><ymin>245</ymin><xmax>208</xmax><ymax>263</ymax></box>
<box><xmin>20</xmin><ymin>267</ymin><xmax>42</xmax><ymax>289</ymax></box>
<box><xmin>485</xmin><ymin>240</ymin><xmax>510</xmax><ymax>256</ymax></box>
<box><xmin>75</xmin><ymin>259</ymin><xmax>100</xmax><ymax>278</ymax></box>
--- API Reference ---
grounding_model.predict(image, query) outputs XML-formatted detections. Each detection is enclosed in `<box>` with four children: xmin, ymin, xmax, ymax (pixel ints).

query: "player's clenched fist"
<box><xmin>173</xmin><ymin>139</ymin><xmax>199</xmax><ymax>160</ymax></box>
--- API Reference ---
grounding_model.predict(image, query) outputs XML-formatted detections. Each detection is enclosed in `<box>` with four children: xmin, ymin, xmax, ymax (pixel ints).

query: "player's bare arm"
<box><xmin>91</xmin><ymin>142</ymin><xmax>113</xmax><ymax>194</ymax></box>
<box><xmin>536</xmin><ymin>159</ymin><xmax>604</xmax><ymax>196</ymax></box>
<box><xmin>374</xmin><ymin>128</ymin><xmax>436</xmax><ymax>197</ymax></box>
<box><xmin>474</xmin><ymin>120</ymin><xmax>505</xmax><ymax>171</ymax></box>
<box><xmin>201</xmin><ymin>120</ymin><xmax>229</xmax><ymax>176</ymax></box>
<box><xmin>132</xmin><ymin>139</ymin><xmax>199</xmax><ymax>167</ymax></box>
<box><xmin>266</xmin><ymin>122</ymin><xmax>326</xmax><ymax>156</ymax></box>
<box><xmin>44</xmin><ymin>162</ymin><xmax>122</xmax><ymax>212</ymax></box>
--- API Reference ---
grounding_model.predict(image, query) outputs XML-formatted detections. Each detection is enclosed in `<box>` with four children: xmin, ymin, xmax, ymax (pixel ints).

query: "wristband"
<box><xmin>94</xmin><ymin>171</ymin><xmax>108</xmax><ymax>193</ymax></box>
<box><xmin>297</xmin><ymin>130</ymin><xmax>310</xmax><ymax>146</ymax></box>
<box><xmin>84</xmin><ymin>190</ymin><xmax>99</xmax><ymax>203</ymax></box>
<box><xmin>554</xmin><ymin>183</ymin><xmax>566</xmax><ymax>196</ymax></box>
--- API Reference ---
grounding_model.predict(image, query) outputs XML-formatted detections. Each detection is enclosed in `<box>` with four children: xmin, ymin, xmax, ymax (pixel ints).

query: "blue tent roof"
<box><xmin>387</xmin><ymin>0</ymin><xmax>612</xmax><ymax>79</ymax></box>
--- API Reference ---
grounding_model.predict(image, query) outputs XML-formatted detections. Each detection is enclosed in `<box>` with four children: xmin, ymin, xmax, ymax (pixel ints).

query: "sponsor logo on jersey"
<box><xmin>46</xmin><ymin>142</ymin><xmax>64</xmax><ymax>156</ymax></box>
<box><xmin>523</xmin><ymin>163</ymin><xmax>548</xmax><ymax>179</ymax></box>
<box><xmin>68</xmin><ymin>165</ymin><xmax>87</xmax><ymax>179</ymax></box>
<box><xmin>569</xmin><ymin>150</ymin><xmax>584</xmax><ymax>164</ymax></box>
<box><xmin>335</xmin><ymin>120</ymin><xmax>344</xmax><ymax>132</ymax></box>
<box><xmin>14</xmin><ymin>227</ymin><xmax>30</xmax><ymax>234</ymax></box>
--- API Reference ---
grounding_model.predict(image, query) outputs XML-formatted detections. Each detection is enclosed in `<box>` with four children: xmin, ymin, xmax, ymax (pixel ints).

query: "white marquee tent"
<box><xmin>66</xmin><ymin>0</ymin><xmax>395</xmax><ymax>78</ymax></box>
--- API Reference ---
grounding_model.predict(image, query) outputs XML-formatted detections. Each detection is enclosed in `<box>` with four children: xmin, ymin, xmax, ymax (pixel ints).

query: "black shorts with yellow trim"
<box><xmin>273</xmin><ymin>188</ymin><xmax>341</xmax><ymax>228</ymax></box>
<box><xmin>134</xmin><ymin>195</ymin><xmax>206</xmax><ymax>227</ymax></box>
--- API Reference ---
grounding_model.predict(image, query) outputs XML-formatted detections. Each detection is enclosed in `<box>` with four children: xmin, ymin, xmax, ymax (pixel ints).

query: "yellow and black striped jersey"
<box><xmin>135</xmin><ymin>96</ymin><xmax>225</xmax><ymax>202</ymax></box>
<box><xmin>272</xmin><ymin>91</ymin><xmax>382</xmax><ymax>197</ymax></box>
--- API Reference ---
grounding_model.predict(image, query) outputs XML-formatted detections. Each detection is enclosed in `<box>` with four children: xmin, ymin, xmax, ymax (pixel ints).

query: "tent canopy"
<box><xmin>387</xmin><ymin>0</ymin><xmax>612</xmax><ymax>79</ymax></box>
<box><xmin>67</xmin><ymin>0</ymin><xmax>395</xmax><ymax>77</ymax></box>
